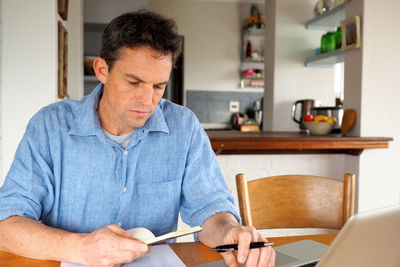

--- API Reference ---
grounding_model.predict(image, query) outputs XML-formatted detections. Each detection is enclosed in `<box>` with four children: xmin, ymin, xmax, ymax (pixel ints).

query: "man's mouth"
<box><xmin>130</xmin><ymin>109</ymin><xmax>151</xmax><ymax>116</ymax></box>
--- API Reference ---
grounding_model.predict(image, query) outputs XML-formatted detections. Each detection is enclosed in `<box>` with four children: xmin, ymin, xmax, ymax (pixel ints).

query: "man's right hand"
<box><xmin>77</xmin><ymin>224</ymin><xmax>151</xmax><ymax>267</ymax></box>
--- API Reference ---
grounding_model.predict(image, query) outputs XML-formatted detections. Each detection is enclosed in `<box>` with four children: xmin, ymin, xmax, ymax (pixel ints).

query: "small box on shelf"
<box><xmin>240</xmin><ymin>78</ymin><xmax>264</xmax><ymax>89</ymax></box>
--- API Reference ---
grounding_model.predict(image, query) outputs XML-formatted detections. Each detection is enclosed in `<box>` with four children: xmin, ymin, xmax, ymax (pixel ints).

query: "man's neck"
<box><xmin>97</xmin><ymin>95</ymin><xmax>134</xmax><ymax>136</ymax></box>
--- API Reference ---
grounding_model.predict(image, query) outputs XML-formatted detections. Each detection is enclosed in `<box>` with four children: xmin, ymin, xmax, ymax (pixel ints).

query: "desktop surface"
<box><xmin>0</xmin><ymin>234</ymin><xmax>336</xmax><ymax>267</ymax></box>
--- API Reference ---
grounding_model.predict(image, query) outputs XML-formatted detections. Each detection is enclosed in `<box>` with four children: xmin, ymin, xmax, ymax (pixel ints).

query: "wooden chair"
<box><xmin>236</xmin><ymin>173</ymin><xmax>355</xmax><ymax>230</ymax></box>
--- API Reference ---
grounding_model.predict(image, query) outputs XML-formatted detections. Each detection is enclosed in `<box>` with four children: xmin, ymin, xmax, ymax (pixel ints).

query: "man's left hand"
<box><xmin>199</xmin><ymin>213</ymin><xmax>275</xmax><ymax>267</ymax></box>
<box><xmin>219</xmin><ymin>225</ymin><xmax>275</xmax><ymax>267</ymax></box>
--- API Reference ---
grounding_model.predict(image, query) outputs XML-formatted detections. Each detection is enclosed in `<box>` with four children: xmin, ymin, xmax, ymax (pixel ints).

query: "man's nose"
<box><xmin>137</xmin><ymin>85</ymin><xmax>153</xmax><ymax>106</ymax></box>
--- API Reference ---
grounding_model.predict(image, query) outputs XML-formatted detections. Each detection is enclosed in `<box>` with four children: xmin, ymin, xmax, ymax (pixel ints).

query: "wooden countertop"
<box><xmin>207</xmin><ymin>130</ymin><xmax>393</xmax><ymax>155</ymax></box>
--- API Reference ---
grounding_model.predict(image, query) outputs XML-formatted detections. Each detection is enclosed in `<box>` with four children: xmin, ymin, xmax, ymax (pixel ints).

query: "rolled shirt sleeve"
<box><xmin>0</xmin><ymin>118</ymin><xmax>55</xmax><ymax>222</ymax></box>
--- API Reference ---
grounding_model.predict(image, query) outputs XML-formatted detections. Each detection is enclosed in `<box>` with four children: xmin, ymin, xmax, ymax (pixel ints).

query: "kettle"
<box><xmin>292</xmin><ymin>99</ymin><xmax>320</xmax><ymax>130</ymax></box>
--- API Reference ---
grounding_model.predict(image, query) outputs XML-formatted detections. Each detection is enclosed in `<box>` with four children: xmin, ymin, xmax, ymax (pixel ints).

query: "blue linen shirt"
<box><xmin>0</xmin><ymin>84</ymin><xmax>240</xmax><ymax>239</ymax></box>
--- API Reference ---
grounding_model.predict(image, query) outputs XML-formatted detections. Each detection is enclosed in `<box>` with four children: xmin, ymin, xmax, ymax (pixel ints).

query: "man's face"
<box><xmin>98</xmin><ymin>46</ymin><xmax>172</xmax><ymax>135</ymax></box>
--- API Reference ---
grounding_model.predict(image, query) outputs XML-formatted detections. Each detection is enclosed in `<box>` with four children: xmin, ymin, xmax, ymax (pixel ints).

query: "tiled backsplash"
<box><xmin>186</xmin><ymin>90</ymin><xmax>263</xmax><ymax>127</ymax></box>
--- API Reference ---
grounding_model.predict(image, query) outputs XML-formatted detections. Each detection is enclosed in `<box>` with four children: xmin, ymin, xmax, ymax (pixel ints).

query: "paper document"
<box><xmin>145</xmin><ymin>226</ymin><xmax>202</xmax><ymax>244</ymax></box>
<box><xmin>123</xmin><ymin>245</ymin><xmax>186</xmax><ymax>267</ymax></box>
<box><xmin>126</xmin><ymin>226</ymin><xmax>202</xmax><ymax>245</ymax></box>
<box><xmin>61</xmin><ymin>245</ymin><xmax>185</xmax><ymax>267</ymax></box>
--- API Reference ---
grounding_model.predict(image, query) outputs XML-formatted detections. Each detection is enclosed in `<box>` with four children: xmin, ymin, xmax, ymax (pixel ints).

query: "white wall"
<box><xmin>0</xmin><ymin>0</ymin><xmax>3</xmax><ymax>180</ymax></box>
<box><xmin>149</xmin><ymin>0</ymin><xmax>245</xmax><ymax>92</ymax></box>
<box><xmin>68</xmin><ymin>0</ymin><xmax>84</xmax><ymax>100</ymax></box>
<box><xmin>84</xmin><ymin>0</ymin><xmax>148</xmax><ymax>24</ymax></box>
<box><xmin>0</xmin><ymin>0</ymin><xmax>84</xmax><ymax>184</ymax></box>
<box><xmin>264</xmin><ymin>0</ymin><xmax>336</xmax><ymax>131</ymax></box>
<box><xmin>1</xmin><ymin>0</ymin><xmax>59</xmax><ymax>184</ymax></box>
<box><xmin>344</xmin><ymin>0</ymin><xmax>400</xmax><ymax>211</ymax></box>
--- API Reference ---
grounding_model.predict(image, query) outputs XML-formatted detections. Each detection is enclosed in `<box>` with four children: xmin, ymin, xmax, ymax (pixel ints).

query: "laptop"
<box><xmin>196</xmin><ymin>204</ymin><xmax>400</xmax><ymax>267</ymax></box>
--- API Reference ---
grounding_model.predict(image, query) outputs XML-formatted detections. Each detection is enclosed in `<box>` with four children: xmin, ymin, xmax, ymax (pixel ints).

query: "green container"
<box><xmin>335</xmin><ymin>27</ymin><xmax>342</xmax><ymax>49</ymax></box>
<box><xmin>320</xmin><ymin>33</ymin><xmax>327</xmax><ymax>54</ymax></box>
<box><xmin>326</xmin><ymin>32</ymin><xmax>336</xmax><ymax>52</ymax></box>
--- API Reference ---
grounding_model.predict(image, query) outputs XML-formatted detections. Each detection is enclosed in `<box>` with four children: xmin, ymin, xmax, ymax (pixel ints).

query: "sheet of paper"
<box><xmin>127</xmin><ymin>226</ymin><xmax>201</xmax><ymax>245</ymax></box>
<box><xmin>195</xmin><ymin>259</ymin><xmax>244</xmax><ymax>267</ymax></box>
<box><xmin>123</xmin><ymin>245</ymin><xmax>186</xmax><ymax>267</ymax></box>
<box><xmin>61</xmin><ymin>245</ymin><xmax>185</xmax><ymax>267</ymax></box>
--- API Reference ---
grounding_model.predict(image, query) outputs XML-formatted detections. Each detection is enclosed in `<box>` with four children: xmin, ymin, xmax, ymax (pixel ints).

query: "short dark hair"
<box><xmin>100</xmin><ymin>10</ymin><xmax>182</xmax><ymax>70</ymax></box>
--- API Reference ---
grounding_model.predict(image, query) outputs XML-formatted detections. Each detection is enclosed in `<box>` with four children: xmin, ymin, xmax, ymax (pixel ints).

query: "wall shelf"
<box><xmin>242</xmin><ymin>28</ymin><xmax>264</xmax><ymax>36</ymax></box>
<box><xmin>305</xmin><ymin>49</ymin><xmax>344</xmax><ymax>67</ymax></box>
<box><xmin>305</xmin><ymin>3</ymin><xmax>346</xmax><ymax>31</ymax></box>
<box><xmin>241</xmin><ymin>59</ymin><xmax>264</xmax><ymax>70</ymax></box>
<box><xmin>240</xmin><ymin>27</ymin><xmax>265</xmax><ymax>87</ymax></box>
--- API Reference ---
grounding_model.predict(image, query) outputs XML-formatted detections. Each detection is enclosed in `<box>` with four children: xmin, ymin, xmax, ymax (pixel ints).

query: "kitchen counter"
<box><xmin>206</xmin><ymin>131</ymin><xmax>393</xmax><ymax>156</ymax></box>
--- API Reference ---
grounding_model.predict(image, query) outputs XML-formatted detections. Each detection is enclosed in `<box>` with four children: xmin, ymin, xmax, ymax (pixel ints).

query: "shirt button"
<box><xmin>122</xmin><ymin>187</ymin><xmax>127</xmax><ymax>192</ymax></box>
<box><xmin>124</xmin><ymin>150</ymin><xmax>128</xmax><ymax>156</ymax></box>
<box><xmin>117</xmin><ymin>222</ymin><xmax>122</xmax><ymax>227</ymax></box>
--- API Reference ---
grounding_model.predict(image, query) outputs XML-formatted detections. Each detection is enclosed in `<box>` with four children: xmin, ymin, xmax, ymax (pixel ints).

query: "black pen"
<box><xmin>212</xmin><ymin>242</ymin><xmax>274</xmax><ymax>253</ymax></box>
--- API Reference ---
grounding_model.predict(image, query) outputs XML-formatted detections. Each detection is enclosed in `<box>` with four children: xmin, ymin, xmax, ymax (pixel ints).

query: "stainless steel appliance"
<box><xmin>292</xmin><ymin>99</ymin><xmax>320</xmax><ymax>130</ymax></box>
<box><xmin>310</xmin><ymin>106</ymin><xmax>344</xmax><ymax>133</ymax></box>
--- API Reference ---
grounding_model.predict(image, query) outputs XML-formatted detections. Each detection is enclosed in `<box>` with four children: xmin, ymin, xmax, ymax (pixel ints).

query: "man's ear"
<box><xmin>93</xmin><ymin>57</ymin><xmax>109</xmax><ymax>84</ymax></box>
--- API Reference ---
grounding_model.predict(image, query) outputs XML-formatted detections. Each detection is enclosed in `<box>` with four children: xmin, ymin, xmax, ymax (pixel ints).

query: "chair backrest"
<box><xmin>236</xmin><ymin>173</ymin><xmax>355</xmax><ymax>230</ymax></box>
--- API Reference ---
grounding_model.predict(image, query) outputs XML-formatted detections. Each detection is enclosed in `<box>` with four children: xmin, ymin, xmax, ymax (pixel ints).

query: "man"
<box><xmin>0</xmin><ymin>11</ymin><xmax>274</xmax><ymax>267</ymax></box>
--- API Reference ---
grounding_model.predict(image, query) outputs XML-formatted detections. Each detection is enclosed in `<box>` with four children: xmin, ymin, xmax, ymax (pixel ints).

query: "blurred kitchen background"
<box><xmin>81</xmin><ymin>0</ymin><xmax>341</xmax><ymax>131</ymax></box>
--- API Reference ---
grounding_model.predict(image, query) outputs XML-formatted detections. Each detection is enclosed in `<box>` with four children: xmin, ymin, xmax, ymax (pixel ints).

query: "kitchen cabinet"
<box><xmin>304</xmin><ymin>3</ymin><xmax>345</xmax><ymax>67</ymax></box>
<box><xmin>240</xmin><ymin>28</ymin><xmax>264</xmax><ymax>89</ymax></box>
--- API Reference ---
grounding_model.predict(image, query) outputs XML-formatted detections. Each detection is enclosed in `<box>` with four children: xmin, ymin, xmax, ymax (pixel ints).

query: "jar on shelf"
<box><xmin>246</xmin><ymin>40</ymin><xmax>252</xmax><ymax>58</ymax></box>
<box><xmin>320</xmin><ymin>33</ymin><xmax>327</xmax><ymax>53</ymax></box>
<box><xmin>326</xmin><ymin>32</ymin><xmax>336</xmax><ymax>52</ymax></box>
<box><xmin>335</xmin><ymin>27</ymin><xmax>342</xmax><ymax>49</ymax></box>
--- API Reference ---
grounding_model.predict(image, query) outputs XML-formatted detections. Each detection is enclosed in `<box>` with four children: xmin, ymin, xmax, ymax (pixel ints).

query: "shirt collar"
<box><xmin>143</xmin><ymin>99</ymin><xmax>170</xmax><ymax>134</ymax></box>
<box><xmin>68</xmin><ymin>83</ymin><xmax>170</xmax><ymax>138</ymax></box>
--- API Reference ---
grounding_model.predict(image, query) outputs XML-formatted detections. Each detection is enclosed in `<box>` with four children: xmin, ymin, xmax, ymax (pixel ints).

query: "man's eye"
<box><xmin>154</xmin><ymin>85</ymin><xmax>164</xmax><ymax>90</ymax></box>
<box><xmin>129</xmin><ymin>81</ymin><xmax>139</xmax><ymax>86</ymax></box>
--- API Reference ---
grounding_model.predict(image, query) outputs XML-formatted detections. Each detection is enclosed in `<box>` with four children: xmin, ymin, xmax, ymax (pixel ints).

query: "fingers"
<box><xmin>92</xmin><ymin>239</ymin><xmax>148</xmax><ymax>266</ymax></box>
<box><xmin>105</xmin><ymin>224</ymin><xmax>150</xmax><ymax>253</ymax></box>
<box><xmin>118</xmin><ymin>238</ymin><xmax>149</xmax><ymax>253</ymax></box>
<box><xmin>221</xmin><ymin>251</ymin><xmax>239</xmax><ymax>267</ymax></box>
<box><xmin>222</xmin><ymin>226</ymin><xmax>275</xmax><ymax>267</ymax></box>
<box><xmin>243</xmin><ymin>227</ymin><xmax>260</xmax><ymax>266</ymax></box>
<box><xmin>266</xmin><ymin>246</ymin><xmax>276</xmax><ymax>267</ymax></box>
<box><xmin>80</xmin><ymin>225</ymin><xmax>151</xmax><ymax>266</ymax></box>
<box><xmin>258</xmin><ymin>235</ymin><xmax>275</xmax><ymax>267</ymax></box>
<box><xmin>236</xmin><ymin>227</ymin><xmax>254</xmax><ymax>264</ymax></box>
<box><xmin>106</xmin><ymin>224</ymin><xmax>134</xmax><ymax>239</ymax></box>
<box><xmin>250</xmin><ymin>234</ymin><xmax>275</xmax><ymax>267</ymax></box>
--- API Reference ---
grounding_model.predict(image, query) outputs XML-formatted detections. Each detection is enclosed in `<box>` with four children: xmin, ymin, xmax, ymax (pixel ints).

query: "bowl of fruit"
<box><xmin>302</xmin><ymin>114</ymin><xmax>336</xmax><ymax>135</ymax></box>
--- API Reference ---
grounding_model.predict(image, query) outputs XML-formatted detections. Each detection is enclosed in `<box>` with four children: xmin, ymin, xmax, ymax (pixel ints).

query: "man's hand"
<box><xmin>78</xmin><ymin>224</ymin><xmax>151</xmax><ymax>267</ymax></box>
<box><xmin>199</xmin><ymin>213</ymin><xmax>275</xmax><ymax>267</ymax></box>
<box><xmin>219</xmin><ymin>225</ymin><xmax>275</xmax><ymax>267</ymax></box>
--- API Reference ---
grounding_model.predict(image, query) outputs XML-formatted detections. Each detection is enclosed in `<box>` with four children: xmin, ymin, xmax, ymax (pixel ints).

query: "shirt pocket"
<box><xmin>134</xmin><ymin>178</ymin><xmax>182</xmax><ymax>236</ymax></box>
